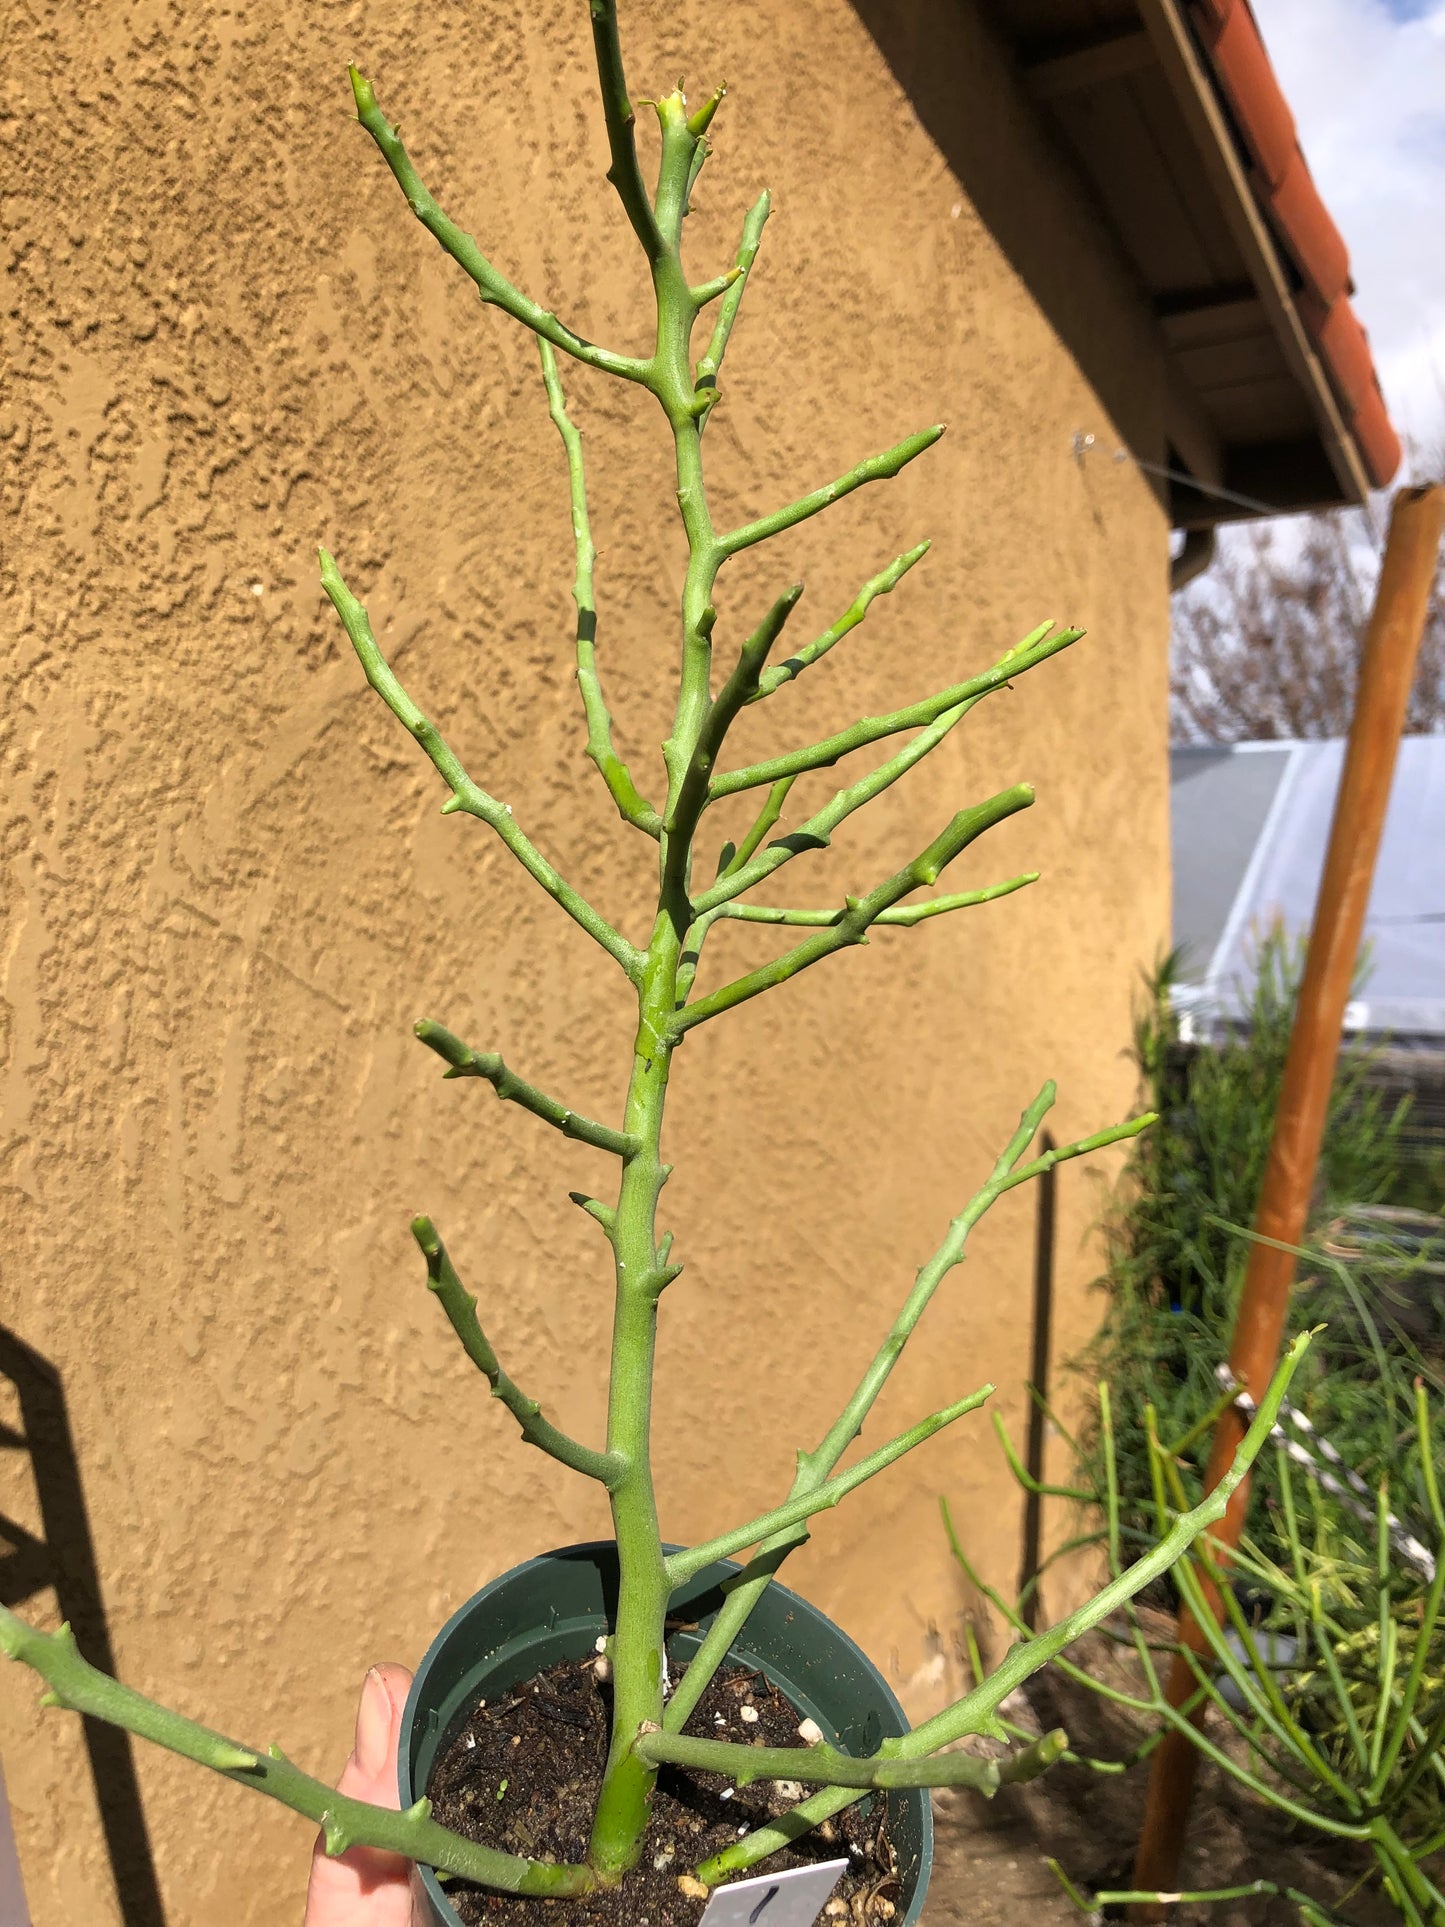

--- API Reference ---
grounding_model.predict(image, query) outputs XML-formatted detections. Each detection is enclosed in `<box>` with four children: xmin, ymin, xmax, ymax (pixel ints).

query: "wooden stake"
<box><xmin>1130</xmin><ymin>485</ymin><xmax>1445</xmax><ymax>1911</ymax></box>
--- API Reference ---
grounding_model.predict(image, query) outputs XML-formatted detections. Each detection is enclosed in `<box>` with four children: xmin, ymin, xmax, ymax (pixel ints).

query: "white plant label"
<box><xmin>697</xmin><ymin>1858</ymin><xmax>849</xmax><ymax>1927</ymax></box>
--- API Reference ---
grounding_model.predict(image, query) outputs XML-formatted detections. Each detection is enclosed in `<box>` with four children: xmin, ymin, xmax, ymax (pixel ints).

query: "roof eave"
<box><xmin>1136</xmin><ymin>0</ymin><xmax>1374</xmax><ymax>525</ymax></box>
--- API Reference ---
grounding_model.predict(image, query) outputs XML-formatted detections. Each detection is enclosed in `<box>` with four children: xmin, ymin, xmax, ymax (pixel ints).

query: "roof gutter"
<box><xmin>1170</xmin><ymin>526</ymin><xmax>1217</xmax><ymax>592</ymax></box>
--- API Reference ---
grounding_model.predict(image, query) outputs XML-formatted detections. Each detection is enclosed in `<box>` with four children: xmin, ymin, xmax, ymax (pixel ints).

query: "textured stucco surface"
<box><xmin>1</xmin><ymin>0</ymin><xmax>1171</xmax><ymax>1920</ymax></box>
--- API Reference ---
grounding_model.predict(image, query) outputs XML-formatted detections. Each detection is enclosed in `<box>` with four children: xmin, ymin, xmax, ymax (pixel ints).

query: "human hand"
<box><xmin>303</xmin><ymin>1664</ymin><xmax>421</xmax><ymax>1927</ymax></box>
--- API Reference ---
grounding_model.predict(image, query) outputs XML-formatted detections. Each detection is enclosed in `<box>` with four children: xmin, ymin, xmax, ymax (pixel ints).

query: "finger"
<box><xmin>303</xmin><ymin>1664</ymin><xmax>421</xmax><ymax>1927</ymax></box>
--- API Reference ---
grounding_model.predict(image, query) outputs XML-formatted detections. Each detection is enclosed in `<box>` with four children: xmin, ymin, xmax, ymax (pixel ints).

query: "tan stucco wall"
<box><xmin>1</xmin><ymin>0</ymin><xmax>1172</xmax><ymax>1919</ymax></box>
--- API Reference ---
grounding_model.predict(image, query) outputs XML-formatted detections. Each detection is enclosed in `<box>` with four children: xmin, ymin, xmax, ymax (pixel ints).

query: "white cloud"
<box><xmin>1251</xmin><ymin>0</ymin><xmax>1445</xmax><ymax>455</ymax></box>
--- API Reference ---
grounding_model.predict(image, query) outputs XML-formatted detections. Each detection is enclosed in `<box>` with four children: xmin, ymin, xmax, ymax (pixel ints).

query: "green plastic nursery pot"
<box><xmin>399</xmin><ymin>1541</ymin><xmax>933</xmax><ymax>1926</ymax></box>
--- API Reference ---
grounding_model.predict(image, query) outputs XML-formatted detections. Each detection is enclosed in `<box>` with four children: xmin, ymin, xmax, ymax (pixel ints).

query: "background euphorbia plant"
<box><xmin>0</xmin><ymin>0</ymin><xmax>1310</xmax><ymax>1905</ymax></box>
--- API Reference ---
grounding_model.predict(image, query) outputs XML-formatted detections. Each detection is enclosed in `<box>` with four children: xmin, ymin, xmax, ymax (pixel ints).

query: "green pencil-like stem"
<box><xmin>750</xmin><ymin>542</ymin><xmax>931</xmax><ymax>701</ymax></box>
<box><xmin>690</xmin><ymin>265</ymin><xmax>744</xmax><ymax>307</ymax></box>
<box><xmin>586</xmin><ymin>906</ymin><xmax>686</xmax><ymax>1874</ymax></box>
<box><xmin>320</xmin><ymin>550</ymin><xmax>640</xmax><ymax>979</ymax></box>
<box><xmin>347</xmin><ymin>65</ymin><xmax>648</xmax><ymax>384</ymax></box>
<box><xmin>990</xmin><ymin>1411</ymin><xmax>1094</xmax><ymax>1502</ymax></box>
<box><xmin>634</xmin><ymin>1724</ymin><xmax>1068</xmax><ymax>1791</ymax></box>
<box><xmin>716</xmin><ymin>776</ymin><xmax>797</xmax><ymax>882</ymax></box>
<box><xmin>413</xmin><ymin>1019</ymin><xmax>637</xmax><ymax>1158</ymax></box>
<box><xmin>710</xmin><ymin>620</ymin><xmax>1083</xmax><ymax>799</ymax></box>
<box><xmin>665</xmin><ymin>1096</ymin><xmax>1152</xmax><ymax>1731</ymax></box>
<box><xmin>716</xmin><ymin>426</ymin><xmax>944</xmax><ymax>558</ymax></box>
<box><xmin>412</xmin><ymin>1218</ymin><xmax>624</xmax><ymax>1486</ymax></box>
<box><xmin>694</xmin><ymin>191</ymin><xmax>769</xmax><ymax>424</ymax></box>
<box><xmin>719</xmin><ymin>872</ymin><xmax>1038</xmax><ymax>927</ymax></box>
<box><xmin>538</xmin><ymin>340</ymin><xmax>663</xmax><ymax>838</ymax></box>
<box><xmin>0</xmin><ymin>1609</ymin><xmax>594</xmax><ymax>1896</ymax></box>
<box><xmin>696</xmin><ymin>1333</ymin><xmax>1314</xmax><ymax>1885</ymax></box>
<box><xmin>1048</xmin><ymin>1866</ymin><xmax>1313</xmax><ymax>1916</ymax></box>
<box><xmin>587</xmin><ymin>0</ymin><xmax>666</xmax><ymax>264</ymax></box>
<box><xmin>673</xmin><ymin>787</ymin><xmax>1035</xmax><ymax>1031</ymax></box>
<box><xmin>664</xmin><ymin>582</ymin><xmax>805</xmax><ymax>862</ymax></box>
<box><xmin>666</xmin><ymin>1387</ymin><xmax>995</xmax><ymax>1586</ymax></box>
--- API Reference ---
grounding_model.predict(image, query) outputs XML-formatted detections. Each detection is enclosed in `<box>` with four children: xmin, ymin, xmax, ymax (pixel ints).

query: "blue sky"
<box><xmin>1250</xmin><ymin>0</ymin><xmax>1445</xmax><ymax>459</ymax></box>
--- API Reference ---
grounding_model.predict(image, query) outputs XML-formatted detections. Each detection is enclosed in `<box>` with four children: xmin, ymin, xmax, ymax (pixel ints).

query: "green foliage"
<box><xmin>1079</xmin><ymin>930</ymin><xmax>1430</xmax><ymax>1558</ymax></box>
<box><xmin>1114</xmin><ymin>931</ymin><xmax>1405</xmax><ymax>1323</ymax></box>
<box><xmin>983</xmin><ymin>1384</ymin><xmax>1445</xmax><ymax>1925</ymax></box>
<box><xmin>1037</xmin><ymin>939</ymin><xmax>1445</xmax><ymax>1919</ymax></box>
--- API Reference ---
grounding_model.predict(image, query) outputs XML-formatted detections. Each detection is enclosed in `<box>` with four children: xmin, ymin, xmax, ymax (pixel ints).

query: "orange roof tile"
<box><xmin>1191</xmin><ymin>0</ymin><xmax>1400</xmax><ymax>486</ymax></box>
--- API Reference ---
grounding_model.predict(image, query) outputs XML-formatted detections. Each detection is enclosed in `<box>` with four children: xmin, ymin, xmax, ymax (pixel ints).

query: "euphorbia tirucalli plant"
<box><xmin>0</xmin><ymin>0</ymin><xmax>1312</xmax><ymax>1909</ymax></box>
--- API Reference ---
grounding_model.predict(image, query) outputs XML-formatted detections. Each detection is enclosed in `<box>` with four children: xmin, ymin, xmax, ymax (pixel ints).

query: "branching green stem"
<box><xmin>711</xmin><ymin>620</ymin><xmax>1082</xmax><ymax>797</ymax></box>
<box><xmin>694</xmin><ymin>192</ymin><xmax>769</xmax><ymax>424</ymax></box>
<box><xmin>538</xmin><ymin>342</ymin><xmax>662</xmax><ymax>837</ymax></box>
<box><xmin>714</xmin><ymin>777</ymin><xmax>796</xmax><ymax>883</ymax></box>
<box><xmin>696</xmin><ymin>1333</ymin><xmax>1314</xmax><ymax>1885</ymax></box>
<box><xmin>413</xmin><ymin>1018</ymin><xmax>636</xmax><ymax>1158</ymax></box>
<box><xmin>412</xmin><ymin>1218</ymin><xmax>624</xmax><ymax>1487</ymax></box>
<box><xmin>750</xmin><ymin>543</ymin><xmax>931</xmax><ymax>701</ymax></box>
<box><xmin>942</xmin><ymin>1498</ymin><xmax>1170</xmax><ymax>1716</ymax></box>
<box><xmin>664</xmin><ymin>1092</ymin><xmax>1153</xmax><ymax>1731</ymax></box>
<box><xmin>665</xmin><ymin>1386</ymin><xmax>996</xmax><ymax>1585</ymax></box>
<box><xmin>634</xmin><ymin>1724</ymin><xmax>1067</xmax><ymax>1792</ymax></box>
<box><xmin>717</xmin><ymin>428</ymin><xmax>944</xmax><ymax>558</ymax></box>
<box><xmin>674</xmin><ymin>787</ymin><xmax>1034</xmax><ymax>1030</ymax></box>
<box><xmin>586</xmin><ymin>0</ymin><xmax>666</xmax><ymax>263</ymax></box>
<box><xmin>695</xmin><ymin>657</ymin><xmax>1058</xmax><ymax>918</ymax></box>
<box><xmin>348</xmin><ymin>68</ymin><xmax>647</xmax><ymax>384</ymax></box>
<box><xmin>320</xmin><ymin>551</ymin><xmax>640</xmax><ymax>978</ymax></box>
<box><xmin>719</xmin><ymin>872</ymin><xmax>1038</xmax><ymax>927</ymax></box>
<box><xmin>0</xmin><ymin>1609</ymin><xmax>593</xmax><ymax>1896</ymax></box>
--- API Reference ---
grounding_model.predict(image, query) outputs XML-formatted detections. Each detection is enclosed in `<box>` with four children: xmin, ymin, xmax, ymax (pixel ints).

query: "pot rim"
<box><xmin>397</xmin><ymin>1539</ymin><xmax>932</xmax><ymax>1926</ymax></box>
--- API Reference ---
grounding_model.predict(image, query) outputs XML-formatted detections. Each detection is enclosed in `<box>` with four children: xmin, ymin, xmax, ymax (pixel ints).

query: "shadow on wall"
<box><xmin>1018</xmin><ymin>1134</ymin><xmax>1056</xmax><ymax>1628</ymax></box>
<box><xmin>846</xmin><ymin>0</ymin><xmax>1158</xmax><ymax>469</ymax></box>
<box><xmin>0</xmin><ymin>1327</ymin><xmax>167</xmax><ymax>1927</ymax></box>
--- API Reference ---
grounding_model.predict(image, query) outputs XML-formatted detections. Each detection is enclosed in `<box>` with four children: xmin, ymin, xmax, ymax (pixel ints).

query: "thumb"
<box><xmin>303</xmin><ymin>1664</ymin><xmax>420</xmax><ymax>1926</ymax></box>
<box><xmin>338</xmin><ymin>1664</ymin><xmax>412</xmax><ymax>1803</ymax></box>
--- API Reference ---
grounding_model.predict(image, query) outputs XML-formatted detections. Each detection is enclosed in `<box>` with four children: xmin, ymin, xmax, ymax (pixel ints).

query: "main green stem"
<box><xmin>587</xmin><ymin>90</ymin><xmax>723</xmax><ymax>1877</ymax></box>
<box><xmin>589</xmin><ymin>916</ymin><xmax>679</xmax><ymax>1873</ymax></box>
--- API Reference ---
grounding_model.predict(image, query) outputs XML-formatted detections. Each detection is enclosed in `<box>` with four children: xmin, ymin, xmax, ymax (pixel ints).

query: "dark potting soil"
<box><xmin>425</xmin><ymin>1654</ymin><xmax>903</xmax><ymax>1926</ymax></box>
